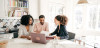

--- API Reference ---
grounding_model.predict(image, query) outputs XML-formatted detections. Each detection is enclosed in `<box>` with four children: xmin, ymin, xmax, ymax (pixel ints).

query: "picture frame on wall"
<box><xmin>14</xmin><ymin>10</ymin><xmax>23</xmax><ymax>17</ymax></box>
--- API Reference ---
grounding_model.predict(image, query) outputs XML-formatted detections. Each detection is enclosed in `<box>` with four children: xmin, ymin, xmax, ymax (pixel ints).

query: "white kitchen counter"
<box><xmin>7</xmin><ymin>38</ymin><xmax>87</xmax><ymax>48</ymax></box>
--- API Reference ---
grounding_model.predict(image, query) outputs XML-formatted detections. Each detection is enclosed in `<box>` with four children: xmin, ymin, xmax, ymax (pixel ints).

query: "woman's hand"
<box><xmin>53</xmin><ymin>35</ymin><xmax>60</xmax><ymax>39</ymax></box>
<box><xmin>57</xmin><ymin>36</ymin><xmax>60</xmax><ymax>39</ymax></box>
<box><xmin>20</xmin><ymin>35</ymin><xmax>27</xmax><ymax>38</ymax></box>
<box><xmin>26</xmin><ymin>36</ymin><xmax>31</xmax><ymax>40</ymax></box>
<box><xmin>20</xmin><ymin>35</ymin><xmax>31</xmax><ymax>40</ymax></box>
<box><xmin>49</xmin><ymin>34</ymin><xmax>51</xmax><ymax>36</ymax></box>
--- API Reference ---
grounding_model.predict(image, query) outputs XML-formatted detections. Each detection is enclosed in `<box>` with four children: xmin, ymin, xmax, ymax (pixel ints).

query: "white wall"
<box><xmin>0</xmin><ymin>0</ymin><xmax>5</xmax><ymax>17</ymax></box>
<box><xmin>29</xmin><ymin>0</ymin><xmax>39</xmax><ymax>19</ymax></box>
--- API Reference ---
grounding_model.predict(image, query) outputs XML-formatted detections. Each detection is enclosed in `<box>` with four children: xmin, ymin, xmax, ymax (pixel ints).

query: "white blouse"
<box><xmin>18</xmin><ymin>25</ymin><xmax>33</xmax><ymax>37</ymax></box>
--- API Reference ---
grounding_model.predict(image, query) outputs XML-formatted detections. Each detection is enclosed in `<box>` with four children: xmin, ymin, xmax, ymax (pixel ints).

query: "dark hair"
<box><xmin>55</xmin><ymin>15</ymin><xmax>68</xmax><ymax>25</ymax></box>
<box><xmin>39</xmin><ymin>15</ymin><xmax>45</xmax><ymax>19</ymax></box>
<box><xmin>20</xmin><ymin>15</ymin><xmax>34</xmax><ymax>26</ymax></box>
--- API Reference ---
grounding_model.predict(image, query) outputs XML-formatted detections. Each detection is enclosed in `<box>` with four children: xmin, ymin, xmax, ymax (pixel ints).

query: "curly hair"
<box><xmin>20</xmin><ymin>15</ymin><xmax>34</xmax><ymax>26</ymax></box>
<box><xmin>55</xmin><ymin>15</ymin><xmax>68</xmax><ymax>25</ymax></box>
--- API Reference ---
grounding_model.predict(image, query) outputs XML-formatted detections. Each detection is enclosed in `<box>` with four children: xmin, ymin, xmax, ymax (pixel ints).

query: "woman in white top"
<box><xmin>18</xmin><ymin>15</ymin><xmax>34</xmax><ymax>40</ymax></box>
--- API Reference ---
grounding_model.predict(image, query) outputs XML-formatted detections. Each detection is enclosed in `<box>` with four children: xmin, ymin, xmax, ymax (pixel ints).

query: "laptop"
<box><xmin>30</xmin><ymin>33</ymin><xmax>49</xmax><ymax>44</ymax></box>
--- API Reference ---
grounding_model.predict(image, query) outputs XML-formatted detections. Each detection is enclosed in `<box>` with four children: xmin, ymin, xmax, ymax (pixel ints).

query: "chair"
<box><xmin>9</xmin><ymin>28</ymin><xmax>19</xmax><ymax>38</ymax></box>
<box><xmin>68</xmin><ymin>32</ymin><xmax>75</xmax><ymax>41</ymax></box>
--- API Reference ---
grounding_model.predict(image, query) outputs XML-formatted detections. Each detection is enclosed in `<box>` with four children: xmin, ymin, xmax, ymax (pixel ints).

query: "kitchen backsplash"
<box><xmin>0</xmin><ymin>18</ymin><xmax>39</xmax><ymax>29</ymax></box>
<box><xmin>0</xmin><ymin>19</ymin><xmax>20</xmax><ymax>28</ymax></box>
<box><xmin>0</xmin><ymin>18</ymin><xmax>56</xmax><ymax>33</ymax></box>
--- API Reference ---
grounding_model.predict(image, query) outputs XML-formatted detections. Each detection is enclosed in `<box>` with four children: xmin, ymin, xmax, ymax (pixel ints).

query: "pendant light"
<box><xmin>78</xmin><ymin>0</ymin><xmax>88</xmax><ymax>4</ymax></box>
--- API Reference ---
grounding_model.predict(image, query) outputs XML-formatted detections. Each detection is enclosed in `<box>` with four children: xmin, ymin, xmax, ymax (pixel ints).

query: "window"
<box><xmin>47</xmin><ymin>3</ymin><xmax>65</xmax><ymax>32</ymax></box>
<box><xmin>74</xmin><ymin>5</ymin><xmax>83</xmax><ymax>29</ymax></box>
<box><xmin>74</xmin><ymin>5</ymin><xmax>100</xmax><ymax>31</ymax></box>
<box><xmin>97</xmin><ymin>6</ymin><xmax>100</xmax><ymax>30</ymax></box>
<box><xmin>87</xmin><ymin>5</ymin><xmax>97</xmax><ymax>29</ymax></box>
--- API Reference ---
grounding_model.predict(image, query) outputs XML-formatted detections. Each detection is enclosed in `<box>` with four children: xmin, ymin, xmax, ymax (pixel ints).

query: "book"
<box><xmin>8</xmin><ymin>11</ymin><xmax>13</xmax><ymax>17</ymax></box>
<box><xmin>9</xmin><ymin>0</ymin><xmax>18</xmax><ymax>7</ymax></box>
<box><xmin>23</xmin><ymin>1</ymin><xmax>27</xmax><ymax>8</ymax></box>
<box><xmin>15</xmin><ymin>0</ymin><xmax>17</xmax><ymax>7</ymax></box>
<box><xmin>27</xmin><ymin>1</ymin><xmax>28</xmax><ymax>8</ymax></box>
<box><xmin>21</xmin><ymin>1</ymin><xmax>23</xmax><ymax>7</ymax></box>
<box><xmin>9</xmin><ymin>0</ymin><xmax>11</xmax><ymax>6</ymax></box>
<box><xmin>13</xmin><ymin>0</ymin><xmax>15</xmax><ymax>6</ymax></box>
<box><xmin>18</xmin><ymin>2</ymin><xmax>21</xmax><ymax>7</ymax></box>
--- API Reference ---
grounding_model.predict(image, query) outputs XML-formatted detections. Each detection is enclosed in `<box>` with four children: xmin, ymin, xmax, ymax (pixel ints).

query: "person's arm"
<box><xmin>18</xmin><ymin>28</ymin><xmax>26</xmax><ymax>38</ymax></box>
<box><xmin>33</xmin><ymin>24</ymin><xmax>38</xmax><ymax>32</ymax></box>
<box><xmin>59</xmin><ymin>35</ymin><xmax>69</xmax><ymax>39</ymax></box>
<box><xmin>30</xmin><ymin>25</ymin><xmax>34</xmax><ymax>33</ymax></box>
<box><xmin>45</xmin><ymin>23</ymin><xmax>49</xmax><ymax>32</ymax></box>
<box><xmin>18</xmin><ymin>27</ymin><xmax>31</xmax><ymax>40</ymax></box>
<box><xmin>59</xmin><ymin>26</ymin><xmax>69</xmax><ymax>39</ymax></box>
<box><xmin>53</xmin><ymin>33</ymin><xmax>69</xmax><ymax>39</ymax></box>
<box><xmin>18</xmin><ymin>27</ymin><xmax>24</xmax><ymax>38</ymax></box>
<box><xmin>20</xmin><ymin>35</ymin><xmax>31</xmax><ymax>40</ymax></box>
<box><xmin>20</xmin><ymin>35</ymin><xmax>27</xmax><ymax>38</ymax></box>
<box><xmin>50</xmin><ymin>26</ymin><xmax>58</xmax><ymax>35</ymax></box>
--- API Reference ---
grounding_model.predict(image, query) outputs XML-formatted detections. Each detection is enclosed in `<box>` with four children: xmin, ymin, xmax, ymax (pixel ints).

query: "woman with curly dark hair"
<box><xmin>18</xmin><ymin>15</ymin><xmax>34</xmax><ymax>40</ymax></box>
<box><xmin>50</xmin><ymin>15</ymin><xmax>69</xmax><ymax>39</ymax></box>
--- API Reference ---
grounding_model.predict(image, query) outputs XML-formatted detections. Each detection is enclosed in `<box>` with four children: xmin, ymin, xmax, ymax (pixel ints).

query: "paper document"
<box><xmin>41</xmin><ymin>31</ymin><xmax>50</xmax><ymax>36</ymax></box>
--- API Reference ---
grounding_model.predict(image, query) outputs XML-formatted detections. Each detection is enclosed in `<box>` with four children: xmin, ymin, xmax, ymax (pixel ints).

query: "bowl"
<box><xmin>0</xmin><ymin>39</ymin><xmax>8</xmax><ymax>48</ymax></box>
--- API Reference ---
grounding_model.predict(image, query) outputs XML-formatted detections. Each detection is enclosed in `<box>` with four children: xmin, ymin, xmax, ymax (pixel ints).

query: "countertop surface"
<box><xmin>6</xmin><ymin>38</ymin><xmax>87</xmax><ymax>48</ymax></box>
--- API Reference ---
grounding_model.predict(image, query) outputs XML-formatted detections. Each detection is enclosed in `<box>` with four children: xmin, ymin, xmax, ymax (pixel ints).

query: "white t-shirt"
<box><xmin>18</xmin><ymin>25</ymin><xmax>33</xmax><ymax>37</ymax></box>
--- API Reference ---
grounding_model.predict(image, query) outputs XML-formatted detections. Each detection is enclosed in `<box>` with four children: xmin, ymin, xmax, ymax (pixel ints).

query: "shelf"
<box><xmin>0</xmin><ymin>0</ymin><xmax>29</xmax><ymax>18</ymax></box>
<box><xmin>8</xmin><ymin>6</ymin><xmax>18</xmax><ymax>8</ymax></box>
<box><xmin>8</xmin><ymin>0</ymin><xmax>29</xmax><ymax>8</ymax></box>
<box><xmin>9</xmin><ymin>6</ymin><xmax>28</xmax><ymax>9</ymax></box>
